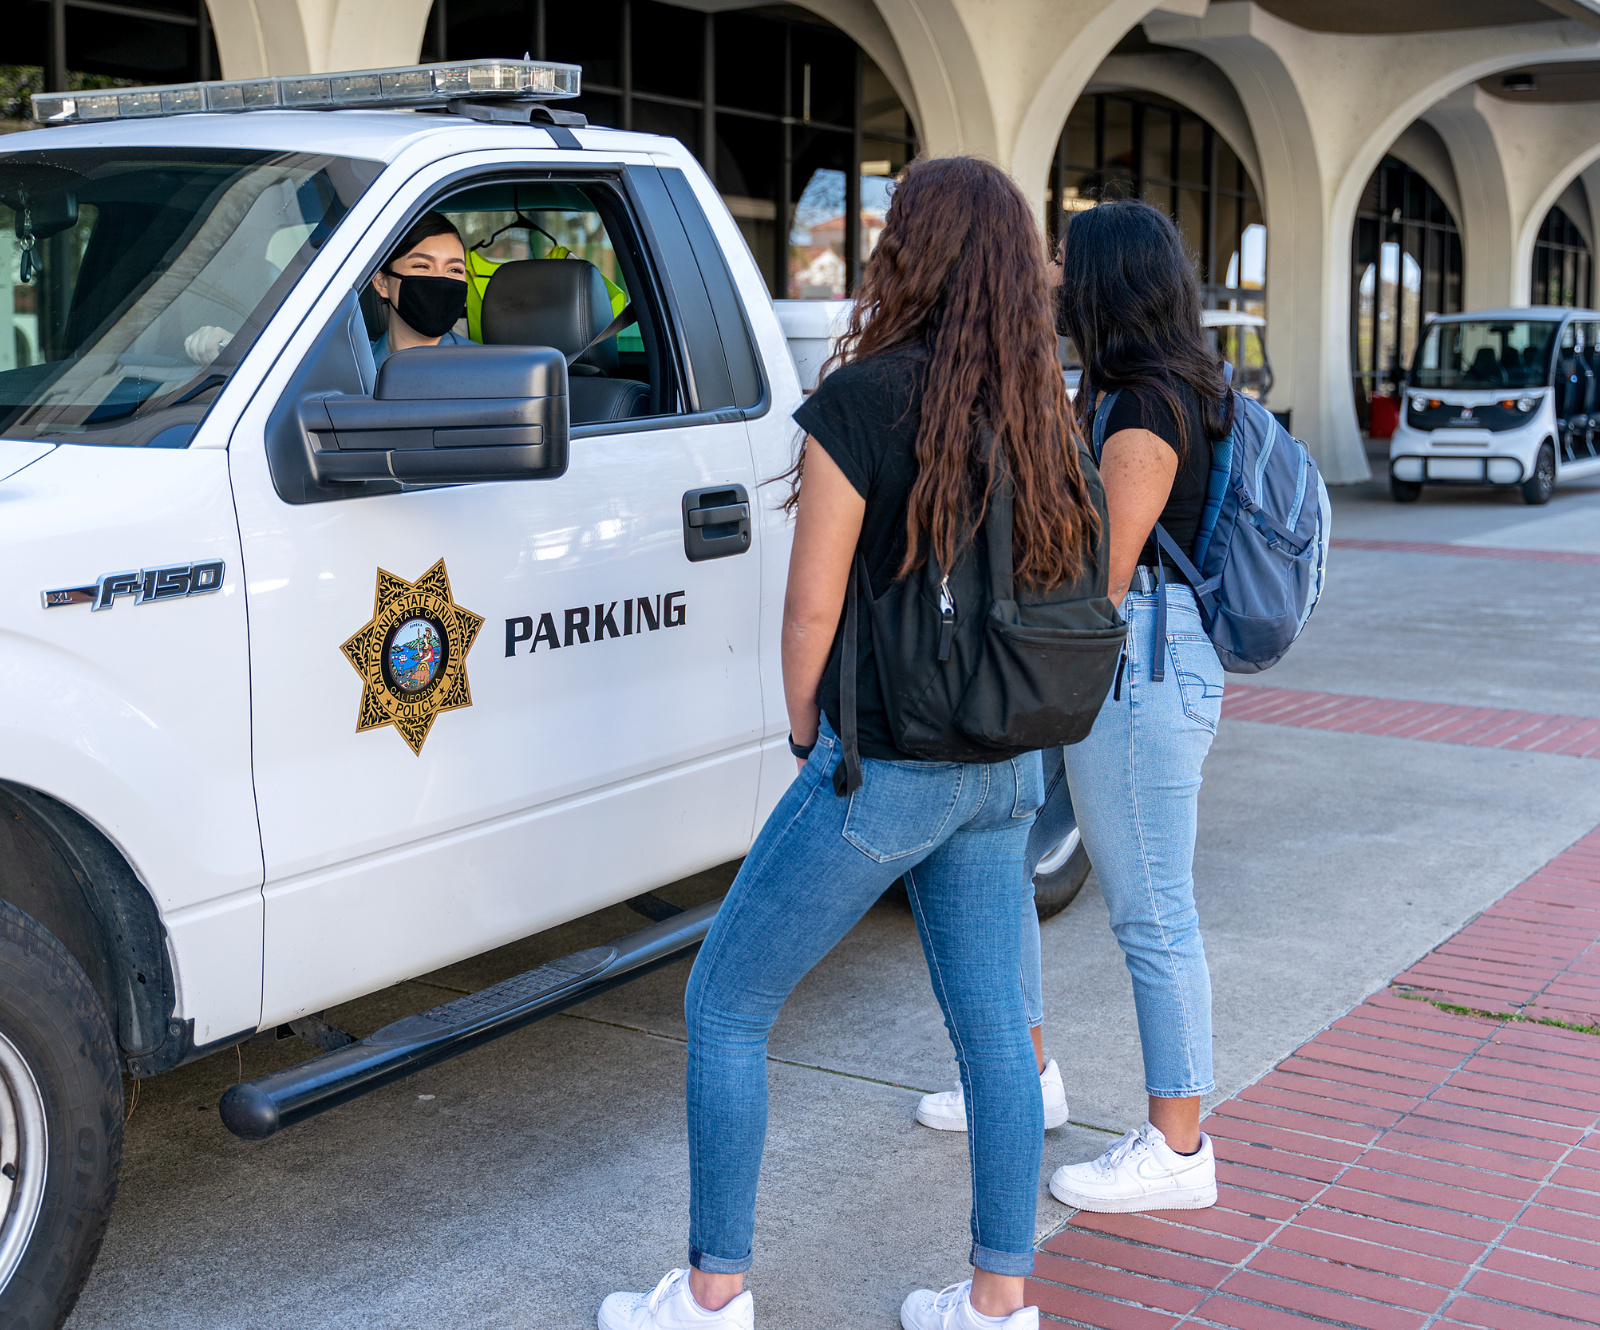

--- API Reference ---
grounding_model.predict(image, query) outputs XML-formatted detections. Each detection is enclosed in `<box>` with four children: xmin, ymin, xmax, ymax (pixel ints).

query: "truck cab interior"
<box><xmin>362</xmin><ymin>181</ymin><xmax>672</xmax><ymax>424</ymax></box>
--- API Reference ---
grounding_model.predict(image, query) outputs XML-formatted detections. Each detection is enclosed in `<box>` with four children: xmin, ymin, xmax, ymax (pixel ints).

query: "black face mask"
<box><xmin>385</xmin><ymin>273</ymin><xmax>467</xmax><ymax>339</ymax></box>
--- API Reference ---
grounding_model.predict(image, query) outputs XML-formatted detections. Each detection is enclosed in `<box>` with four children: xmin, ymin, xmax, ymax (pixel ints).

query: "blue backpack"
<box><xmin>1091</xmin><ymin>386</ymin><xmax>1331</xmax><ymax>676</ymax></box>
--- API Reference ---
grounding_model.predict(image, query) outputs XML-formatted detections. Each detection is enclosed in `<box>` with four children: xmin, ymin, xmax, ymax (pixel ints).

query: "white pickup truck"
<box><xmin>0</xmin><ymin>61</ymin><xmax>1084</xmax><ymax>1327</ymax></box>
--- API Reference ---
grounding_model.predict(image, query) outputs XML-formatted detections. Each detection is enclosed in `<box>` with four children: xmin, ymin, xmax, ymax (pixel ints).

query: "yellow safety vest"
<box><xmin>465</xmin><ymin>246</ymin><xmax>636</xmax><ymax>350</ymax></box>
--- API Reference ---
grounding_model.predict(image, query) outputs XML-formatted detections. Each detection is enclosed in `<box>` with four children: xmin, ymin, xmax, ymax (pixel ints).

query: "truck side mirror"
<box><xmin>300</xmin><ymin>344</ymin><xmax>570</xmax><ymax>486</ymax></box>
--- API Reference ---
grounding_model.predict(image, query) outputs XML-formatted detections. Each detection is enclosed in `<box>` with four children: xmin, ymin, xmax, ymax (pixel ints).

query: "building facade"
<box><xmin>14</xmin><ymin>0</ymin><xmax>1600</xmax><ymax>481</ymax></box>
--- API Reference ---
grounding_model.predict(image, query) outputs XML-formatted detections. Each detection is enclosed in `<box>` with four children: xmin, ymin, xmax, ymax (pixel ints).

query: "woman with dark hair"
<box><xmin>369</xmin><ymin>212</ymin><xmax>470</xmax><ymax>367</ymax></box>
<box><xmin>599</xmin><ymin>156</ymin><xmax>1103</xmax><ymax>1330</ymax></box>
<box><xmin>1034</xmin><ymin>198</ymin><xmax>1232</xmax><ymax>1212</ymax></box>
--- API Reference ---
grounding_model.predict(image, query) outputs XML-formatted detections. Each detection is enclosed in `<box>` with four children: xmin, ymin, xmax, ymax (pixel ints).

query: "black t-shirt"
<box><xmin>792</xmin><ymin>347</ymin><xmax>929</xmax><ymax>761</ymax></box>
<box><xmin>1103</xmin><ymin>383</ymin><xmax>1218</xmax><ymax>584</ymax></box>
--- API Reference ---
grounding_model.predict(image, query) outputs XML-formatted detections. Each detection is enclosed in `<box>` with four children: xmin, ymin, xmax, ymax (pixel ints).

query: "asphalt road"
<box><xmin>66</xmin><ymin>464</ymin><xmax>1600</xmax><ymax>1329</ymax></box>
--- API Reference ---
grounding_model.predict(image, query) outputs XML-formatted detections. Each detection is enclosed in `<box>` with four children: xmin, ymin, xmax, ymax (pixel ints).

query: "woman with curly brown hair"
<box><xmin>597</xmin><ymin>156</ymin><xmax>1103</xmax><ymax>1330</ymax></box>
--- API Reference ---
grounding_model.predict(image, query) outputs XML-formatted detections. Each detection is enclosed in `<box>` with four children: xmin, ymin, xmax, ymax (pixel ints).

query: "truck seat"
<box><xmin>480</xmin><ymin>259</ymin><xmax>650</xmax><ymax>423</ymax></box>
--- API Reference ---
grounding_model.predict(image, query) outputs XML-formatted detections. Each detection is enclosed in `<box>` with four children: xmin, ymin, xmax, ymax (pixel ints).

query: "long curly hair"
<box><xmin>790</xmin><ymin>155</ymin><xmax>1099</xmax><ymax>591</ymax></box>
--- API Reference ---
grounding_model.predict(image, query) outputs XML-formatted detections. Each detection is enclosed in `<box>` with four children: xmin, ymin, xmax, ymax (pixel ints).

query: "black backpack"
<box><xmin>833</xmin><ymin>432</ymin><xmax>1128</xmax><ymax>794</ymax></box>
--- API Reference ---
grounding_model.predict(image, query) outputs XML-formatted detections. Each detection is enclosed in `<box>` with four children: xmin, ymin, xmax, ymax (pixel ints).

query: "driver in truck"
<box><xmin>367</xmin><ymin>212</ymin><xmax>472</xmax><ymax>366</ymax></box>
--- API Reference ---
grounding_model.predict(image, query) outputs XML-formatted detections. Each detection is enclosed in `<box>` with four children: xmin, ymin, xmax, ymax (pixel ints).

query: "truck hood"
<box><xmin>0</xmin><ymin>442</ymin><xmax>55</xmax><ymax>484</ymax></box>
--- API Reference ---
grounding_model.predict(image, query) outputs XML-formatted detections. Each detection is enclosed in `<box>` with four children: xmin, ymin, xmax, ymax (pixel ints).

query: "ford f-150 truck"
<box><xmin>0</xmin><ymin>60</ymin><xmax>1086</xmax><ymax>1327</ymax></box>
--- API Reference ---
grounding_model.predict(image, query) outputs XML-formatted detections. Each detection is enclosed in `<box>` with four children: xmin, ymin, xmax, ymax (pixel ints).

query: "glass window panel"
<box><xmin>714</xmin><ymin>11</ymin><xmax>784</xmax><ymax>115</ymax></box>
<box><xmin>442</xmin><ymin>0</ymin><xmax>532</xmax><ymax>62</ymax></box>
<box><xmin>716</xmin><ymin>116</ymin><xmax>782</xmax><ymax>296</ymax></box>
<box><xmin>1423</xmin><ymin>227</ymin><xmax>1442</xmax><ymax>315</ymax></box>
<box><xmin>789</xmin><ymin>129</ymin><xmax>851</xmax><ymax>298</ymax></box>
<box><xmin>1215</xmin><ymin>136</ymin><xmax>1240</xmax><ymax>198</ymax></box>
<box><xmin>1217</xmin><ymin>193</ymin><xmax>1241</xmax><ymax>287</ymax></box>
<box><xmin>1404</xmin><ymin>172</ymin><xmax>1427</xmax><ymax>223</ymax></box>
<box><xmin>1144</xmin><ymin>109</ymin><xmax>1173</xmax><ymax>182</ymax></box>
<box><xmin>1177</xmin><ymin>186</ymin><xmax>1205</xmax><ymax>272</ymax></box>
<box><xmin>547</xmin><ymin>0</ymin><xmax>621</xmax><ymax>87</ymax></box>
<box><xmin>1380</xmin><ymin>162</ymin><xmax>1404</xmax><ymax>215</ymax></box>
<box><xmin>1062</xmin><ymin>99</ymin><xmax>1096</xmax><ymax>170</ymax></box>
<box><xmin>1144</xmin><ymin>183</ymin><xmax>1174</xmax><ymax>219</ymax></box>
<box><xmin>1240</xmin><ymin>197</ymin><xmax>1265</xmax><ymax>289</ymax></box>
<box><xmin>861</xmin><ymin>60</ymin><xmax>912</xmax><ymax>138</ymax></box>
<box><xmin>631</xmin><ymin>0</ymin><xmax>704</xmax><ymax>101</ymax></box>
<box><xmin>862</xmin><ymin>135</ymin><xmax>912</xmax><ymax>181</ymax></box>
<box><xmin>631</xmin><ymin>99</ymin><xmax>701</xmax><ymax>158</ymax></box>
<box><xmin>1102</xmin><ymin>100</ymin><xmax>1134</xmax><ymax>178</ymax></box>
<box><xmin>1445</xmin><ymin>231</ymin><xmax>1462</xmax><ymax>313</ymax></box>
<box><xmin>1177</xmin><ymin>117</ymin><xmax>1205</xmax><ymax>185</ymax></box>
<box><xmin>791</xmin><ymin>25</ymin><xmax>854</xmax><ymax>127</ymax></box>
<box><xmin>568</xmin><ymin>92</ymin><xmax>620</xmax><ymax>129</ymax></box>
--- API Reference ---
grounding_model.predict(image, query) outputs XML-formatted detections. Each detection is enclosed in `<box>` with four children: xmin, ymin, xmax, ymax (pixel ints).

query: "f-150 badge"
<box><xmin>341</xmin><ymin>559</ymin><xmax>483</xmax><ymax>755</ymax></box>
<box><xmin>42</xmin><ymin>560</ymin><xmax>224</xmax><ymax>609</ymax></box>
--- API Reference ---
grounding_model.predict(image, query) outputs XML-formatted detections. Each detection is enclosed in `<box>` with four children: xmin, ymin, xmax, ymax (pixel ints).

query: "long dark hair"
<box><xmin>1056</xmin><ymin>199</ymin><xmax>1232</xmax><ymax>451</ymax></box>
<box><xmin>791</xmin><ymin>156</ymin><xmax>1098</xmax><ymax>591</ymax></box>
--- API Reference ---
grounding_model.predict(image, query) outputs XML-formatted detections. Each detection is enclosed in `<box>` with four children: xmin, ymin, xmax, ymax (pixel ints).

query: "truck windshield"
<box><xmin>0</xmin><ymin>146</ymin><xmax>380</xmax><ymax>447</ymax></box>
<box><xmin>1411</xmin><ymin>319</ymin><xmax>1560</xmax><ymax>391</ymax></box>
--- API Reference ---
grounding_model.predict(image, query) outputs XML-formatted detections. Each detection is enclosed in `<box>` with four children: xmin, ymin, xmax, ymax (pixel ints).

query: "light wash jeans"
<box><xmin>1021</xmin><ymin>570</ymin><xmax>1222</xmax><ymax>1098</ymax></box>
<box><xmin>684</xmin><ymin>719</ymin><xmax>1045</xmax><ymax>1277</ymax></box>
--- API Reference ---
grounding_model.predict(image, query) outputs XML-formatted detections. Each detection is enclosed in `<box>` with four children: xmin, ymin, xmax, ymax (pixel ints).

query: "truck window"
<box><xmin>0</xmin><ymin>147</ymin><xmax>380</xmax><ymax>448</ymax></box>
<box><xmin>379</xmin><ymin>179</ymin><xmax>681</xmax><ymax>424</ymax></box>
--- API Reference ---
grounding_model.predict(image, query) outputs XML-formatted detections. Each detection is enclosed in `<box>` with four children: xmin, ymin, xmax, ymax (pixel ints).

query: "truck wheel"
<box><xmin>1032</xmin><ymin>827</ymin><xmax>1091</xmax><ymax>922</ymax></box>
<box><xmin>0</xmin><ymin>900</ymin><xmax>122</xmax><ymax>1330</ymax></box>
<box><xmin>1522</xmin><ymin>443</ymin><xmax>1555</xmax><ymax>505</ymax></box>
<box><xmin>1389</xmin><ymin>476</ymin><xmax>1422</xmax><ymax>503</ymax></box>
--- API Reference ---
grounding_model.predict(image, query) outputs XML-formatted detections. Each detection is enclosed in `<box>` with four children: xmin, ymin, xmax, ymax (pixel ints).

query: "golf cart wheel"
<box><xmin>1389</xmin><ymin>476</ymin><xmax>1422</xmax><ymax>503</ymax></box>
<box><xmin>1033</xmin><ymin>827</ymin><xmax>1091</xmax><ymax>921</ymax></box>
<box><xmin>1522</xmin><ymin>442</ymin><xmax>1555</xmax><ymax>505</ymax></box>
<box><xmin>0</xmin><ymin>900</ymin><xmax>123</xmax><ymax>1330</ymax></box>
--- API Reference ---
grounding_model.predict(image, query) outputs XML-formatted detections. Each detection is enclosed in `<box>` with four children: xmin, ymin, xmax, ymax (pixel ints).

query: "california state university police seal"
<box><xmin>342</xmin><ymin>559</ymin><xmax>484</xmax><ymax>754</ymax></box>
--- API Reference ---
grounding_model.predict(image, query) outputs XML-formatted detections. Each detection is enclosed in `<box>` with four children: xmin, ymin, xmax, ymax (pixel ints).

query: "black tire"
<box><xmin>0</xmin><ymin>900</ymin><xmax>122</xmax><ymax>1330</ymax></box>
<box><xmin>1523</xmin><ymin>442</ymin><xmax>1555</xmax><ymax>505</ymax></box>
<box><xmin>1032</xmin><ymin>827</ymin><xmax>1092</xmax><ymax>921</ymax></box>
<box><xmin>1389</xmin><ymin>476</ymin><xmax>1422</xmax><ymax>503</ymax></box>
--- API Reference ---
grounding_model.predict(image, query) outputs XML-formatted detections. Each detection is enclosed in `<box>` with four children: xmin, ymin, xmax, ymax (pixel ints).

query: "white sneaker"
<box><xmin>901</xmin><ymin>1281</ymin><xmax>1039</xmax><ymax>1330</ymax></box>
<box><xmin>1048</xmin><ymin>1121</ymin><xmax>1217</xmax><ymax>1212</ymax></box>
<box><xmin>915</xmin><ymin>1059</ymin><xmax>1068</xmax><ymax>1132</ymax></box>
<box><xmin>599</xmin><ymin>1269</ymin><xmax>754</xmax><ymax>1330</ymax></box>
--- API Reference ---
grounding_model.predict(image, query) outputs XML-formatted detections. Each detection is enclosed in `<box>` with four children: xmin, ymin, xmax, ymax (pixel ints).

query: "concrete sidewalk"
<box><xmin>63</xmin><ymin>477</ymin><xmax>1600</xmax><ymax>1328</ymax></box>
<box><xmin>1031</xmin><ymin>826</ymin><xmax>1600</xmax><ymax>1328</ymax></box>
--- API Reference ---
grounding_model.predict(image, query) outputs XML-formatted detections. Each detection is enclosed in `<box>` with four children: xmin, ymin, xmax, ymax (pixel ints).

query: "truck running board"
<box><xmin>219</xmin><ymin>896</ymin><xmax>721</xmax><ymax>1140</ymax></box>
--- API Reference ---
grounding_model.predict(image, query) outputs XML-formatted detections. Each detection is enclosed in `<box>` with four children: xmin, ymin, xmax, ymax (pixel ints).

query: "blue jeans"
<box><xmin>1021</xmin><ymin>571</ymin><xmax>1222</xmax><ymax>1098</ymax></box>
<box><xmin>684</xmin><ymin>720</ymin><xmax>1045</xmax><ymax>1277</ymax></box>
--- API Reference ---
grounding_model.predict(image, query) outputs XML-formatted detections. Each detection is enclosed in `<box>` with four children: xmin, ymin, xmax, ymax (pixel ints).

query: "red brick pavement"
<box><xmin>1029</xmin><ymin>828</ymin><xmax>1600</xmax><ymax>1328</ymax></box>
<box><xmin>1222</xmin><ymin>687</ymin><xmax>1600</xmax><ymax>760</ymax></box>
<box><xmin>1333</xmin><ymin>539</ymin><xmax>1600</xmax><ymax>568</ymax></box>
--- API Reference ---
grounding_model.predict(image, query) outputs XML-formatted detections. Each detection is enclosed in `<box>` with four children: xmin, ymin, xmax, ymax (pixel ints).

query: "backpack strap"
<box><xmin>833</xmin><ymin>552</ymin><xmax>865</xmax><ymax>797</ymax></box>
<box><xmin>1090</xmin><ymin>387</ymin><xmax>1120</xmax><ymax>462</ymax></box>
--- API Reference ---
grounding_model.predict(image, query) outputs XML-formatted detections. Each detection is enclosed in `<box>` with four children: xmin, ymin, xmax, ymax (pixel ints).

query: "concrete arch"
<box><xmin>1007</xmin><ymin>0</ymin><xmax>1201</xmax><ymax>209</ymax></box>
<box><xmin>1515</xmin><ymin>140</ymin><xmax>1600</xmax><ymax>301</ymax></box>
<box><xmin>1148</xmin><ymin>1</ymin><xmax>1600</xmax><ymax>481</ymax></box>
<box><xmin>206</xmin><ymin>0</ymin><xmax>433</xmax><ymax>77</ymax></box>
<box><xmin>792</xmin><ymin>0</ymin><xmax>924</xmax><ymax>140</ymax></box>
<box><xmin>1084</xmin><ymin>50</ymin><xmax>1265</xmax><ymax>199</ymax></box>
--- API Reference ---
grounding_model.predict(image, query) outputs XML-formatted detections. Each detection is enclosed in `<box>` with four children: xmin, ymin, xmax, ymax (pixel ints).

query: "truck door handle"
<box><xmin>682</xmin><ymin>485</ymin><xmax>752</xmax><ymax>562</ymax></box>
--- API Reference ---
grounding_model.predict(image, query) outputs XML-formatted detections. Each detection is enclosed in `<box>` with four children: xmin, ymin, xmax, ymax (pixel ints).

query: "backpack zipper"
<box><xmin>937</xmin><ymin>577</ymin><xmax>956</xmax><ymax>662</ymax></box>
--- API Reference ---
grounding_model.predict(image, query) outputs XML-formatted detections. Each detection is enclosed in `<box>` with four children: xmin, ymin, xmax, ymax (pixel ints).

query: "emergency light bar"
<box><xmin>30</xmin><ymin>58</ymin><xmax>580</xmax><ymax>126</ymax></box>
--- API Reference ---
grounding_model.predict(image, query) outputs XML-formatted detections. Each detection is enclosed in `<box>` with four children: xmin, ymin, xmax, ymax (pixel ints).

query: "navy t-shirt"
<box><xmin>792</xmin><ymin>347</ymin><xmax>930</xmax><ymax>761</ymax></box>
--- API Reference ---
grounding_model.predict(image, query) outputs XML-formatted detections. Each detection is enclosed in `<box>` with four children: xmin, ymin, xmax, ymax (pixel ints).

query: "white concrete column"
<box><xmin>205</xmin><ymin>0</ymin><xmax>433</xmax><ymax>78</ymax></box>
<box><xmin>1148</xmin><ymin>2</ymin><xmax>1600</xmax><ymax>483</ymax></box>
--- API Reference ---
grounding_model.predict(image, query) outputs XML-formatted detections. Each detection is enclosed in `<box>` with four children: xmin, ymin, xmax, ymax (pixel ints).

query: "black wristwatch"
<box><xmin>788</xmin><ymin>734</ymin><xmax>816</xmax><ymax>759</ymax></box>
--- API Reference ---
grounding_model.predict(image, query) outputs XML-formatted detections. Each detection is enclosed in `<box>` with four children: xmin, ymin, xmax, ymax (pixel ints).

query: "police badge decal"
<box><xmin>342</xmin><ymin>559</ymin><xmax>484</xmax><ymax>754</ymax></box>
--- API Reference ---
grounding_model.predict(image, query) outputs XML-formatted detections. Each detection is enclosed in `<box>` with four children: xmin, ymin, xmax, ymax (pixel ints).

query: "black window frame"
<box><xmin>363</xmin><ymin>166</ymin><xmax>694</xmax><ymax>420</ymax></box>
